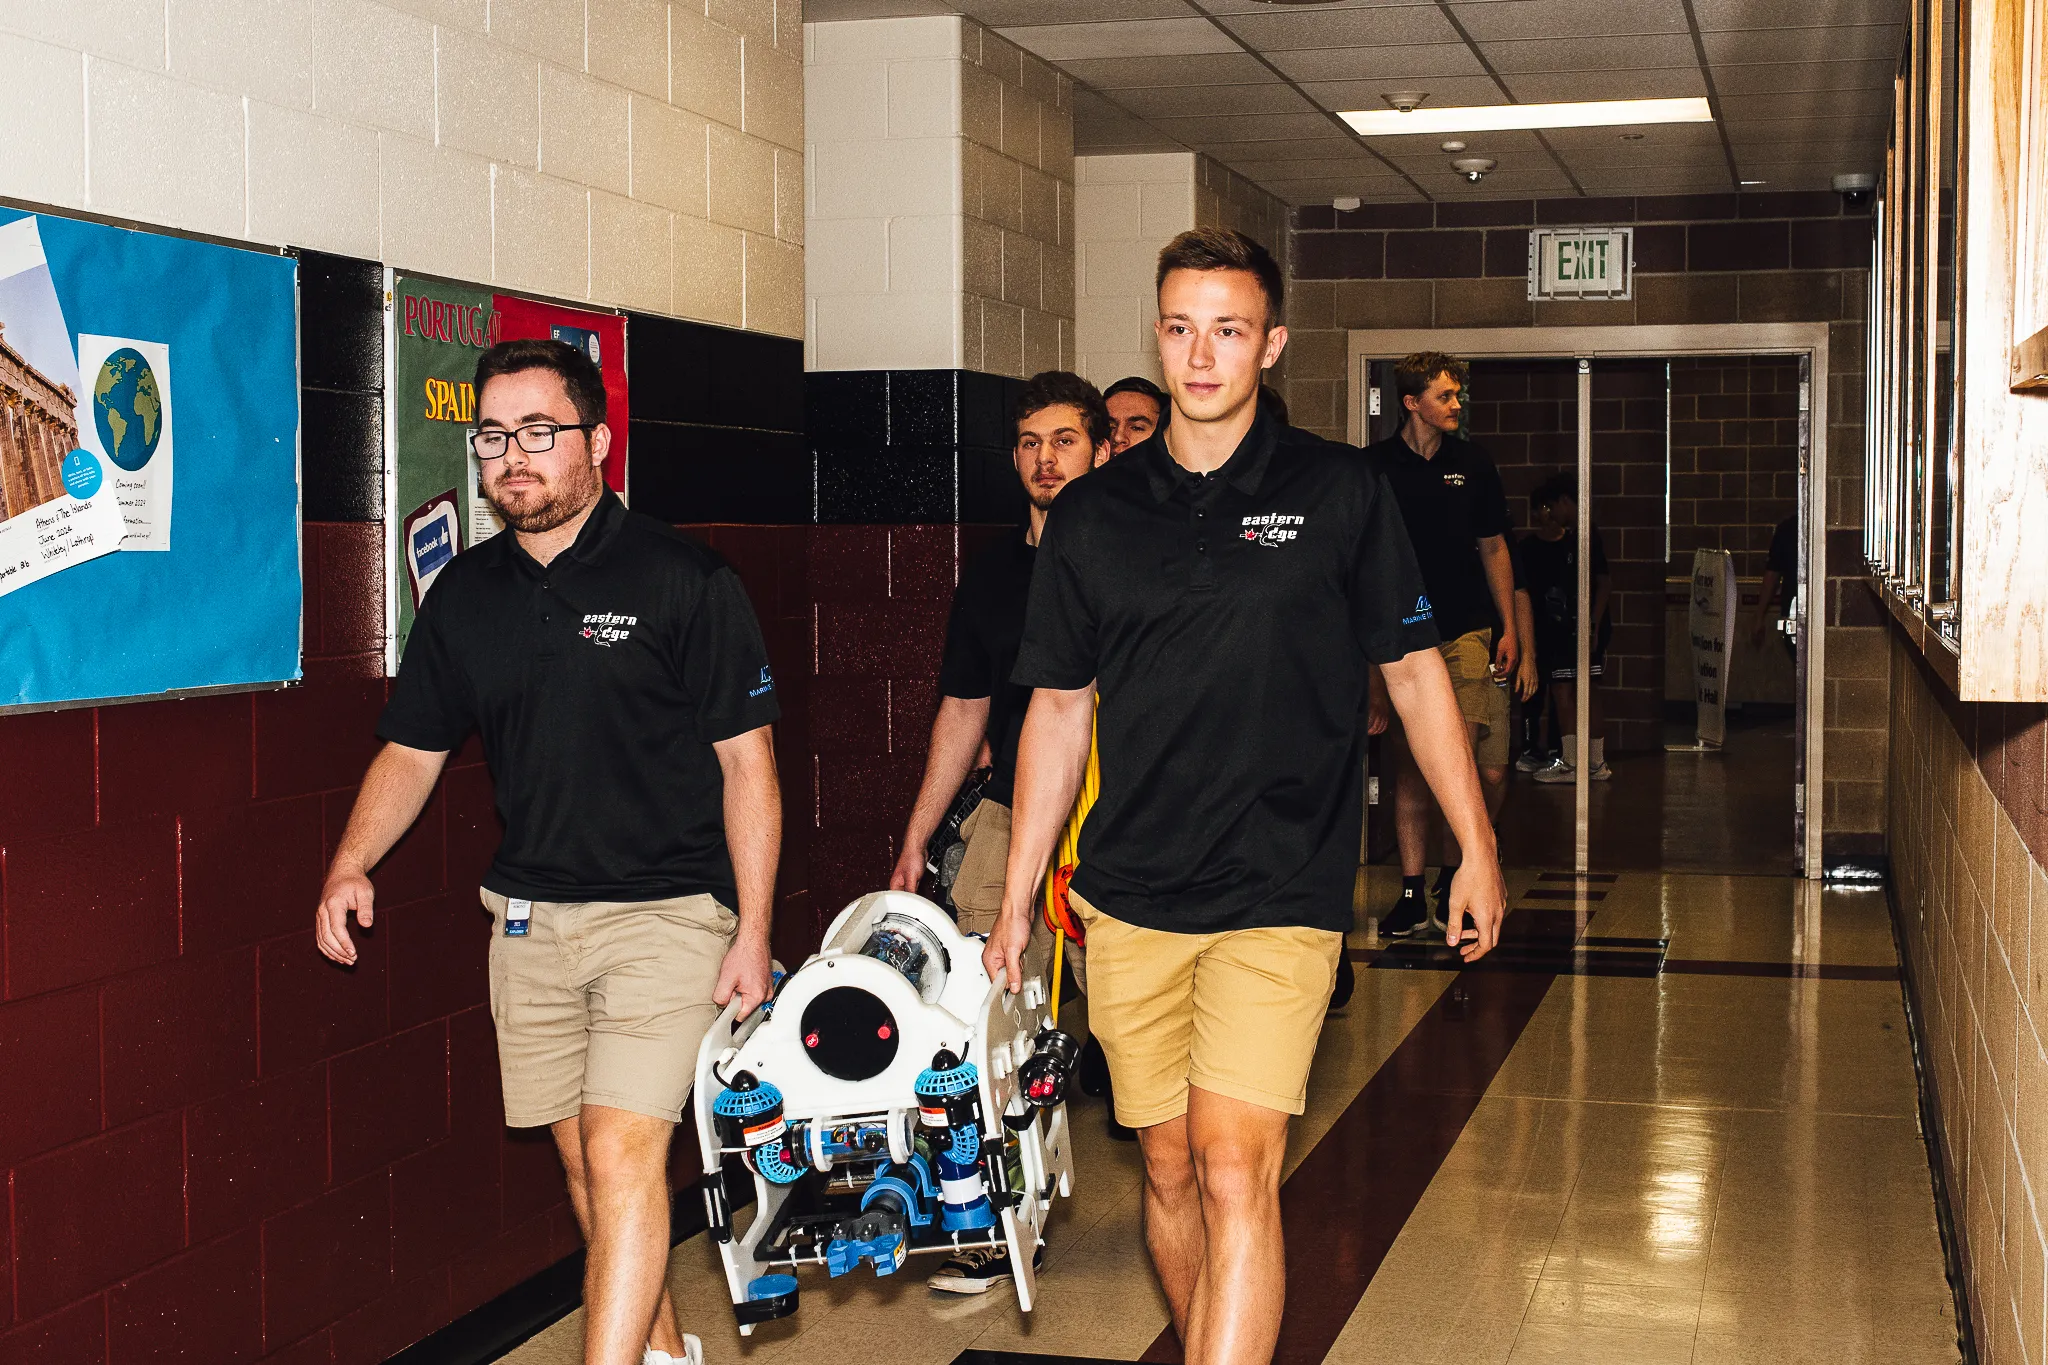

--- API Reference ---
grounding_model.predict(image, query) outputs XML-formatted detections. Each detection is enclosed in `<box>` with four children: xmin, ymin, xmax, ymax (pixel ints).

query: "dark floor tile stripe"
<box><xmin>1132</xmin><ymin>910</ymin><xmax>1570</xmax><ymax>1365</ymax></box>
<box><xmin>1660</xmin><ymin>958</ymin><xmax>1900</xmax><ymax>981</ymax></box>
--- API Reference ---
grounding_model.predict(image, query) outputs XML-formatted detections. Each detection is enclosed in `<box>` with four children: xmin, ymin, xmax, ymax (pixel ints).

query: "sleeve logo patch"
<box><xmin>579</xmin><ymin>611</ymin><xmax>637</xmax><ymax>646</ymax></box>
<box><xmin>1241</xmin><ymin>511</ymin><xmax>1305</xmax><ymax>547</ymax></box>
<box><xmin>1403</xmin><ymin>594</ymin><xmax>1435</xmax><ymax>625</ymax></box>
<box><xmin>748</xmin><ymin>664</ymin><xmax>775</xmax><ymax>698</ymax></box>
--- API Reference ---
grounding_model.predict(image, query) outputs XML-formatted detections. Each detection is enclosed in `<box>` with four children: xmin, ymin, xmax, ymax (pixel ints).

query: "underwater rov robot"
<box><xmin>692</xmin><ymin>891</ymin><xmax>1076</xmax><ymax>1332</ymax></box>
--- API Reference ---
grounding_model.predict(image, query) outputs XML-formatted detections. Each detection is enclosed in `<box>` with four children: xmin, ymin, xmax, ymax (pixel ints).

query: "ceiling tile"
<box><xmin>1223</xmin><ymin>157</ymin><xmax>1401</xmax><ymax>181</ymax></box>
<box><xmin>1478</xmin><ymin>34</ymin><xmax>1701</xmax><ymax>73</ymax></box>
<box><xmin>1253</xmin><ymin>177</ymin><xmax>1424</xmax><ymax>207</ymax></box>
<box><xmin>1721</xmin><ymin>114</ymin><xmax>1889</xmax><ymax>143</ymax></box>
<box><xmin>1449</xmin><ymin>0</ymin><xmax>1690</xmax><ymax>41</ymax></box>
<box><xmin>1553</xmin><ymin>142</ymin><xmax>1729</xmax><ymax>170</ymax></box>
<box><xmin>1703</xmin><ymin>23</ymin><xmax>1904</xmax><ymax>65</ymax></box>
<box><xmin>1707</xmin><ymin>57</ymin><xmax>1894</xmax><ymax>95</ymax></box>
<box><xmin>995</xmin><ymin>18</ymin><xmax>1238</xmax><ymax>62</ymax></box>
<box><xmin>1691</xmin><ymin>0</ymin><xmax>1909</xmax><ymax>30</ymax></box>
<box><xmin>800</xmin><ymin>0</ymin><xmax>956</xmax><ymax>18</ymax></box>
<box><xmin>1502</xmin><ymin>66</ymin><xmax>1706</xmax><ymax>101</ymax></box>
<box><xmin>1110</xmin><ymin>83</ymin><xmax>1318</xmax><ymax>119</ymax></box>
<box><xmin>1216</xmin><ymin>6</ymin><xmax>1460</xmax><ymax>52</ymax></box>
<box><xmin>1298</xmin><ymin>75</ymin><xmax>1508</xmax><ymax>113</ymax></box>
<box><xmin>1201</xmin><ymin>0</ymin><xmax>1445</xmax><ymax>14</ymax></box>
<box><xmin>1712</xmin><ymin>86</ymin><xmax>1892</xmax><ymax>120</ymax></box>
<box><xmin>1576</xmin><ymin>169</ymin><xmax>1735</xmax><ymax>193</ymax></box>
<box><xmin>1197</xmin><ymin>135</ymin><xmax>1374</xmax><ymax>162</ymax></box>
<box><xmin>1266</xmin><ymin>42</ymin><xmax>1488</xmax><ymax>84</ymax></box>
<box><xmin>954</xmin><ymin>0</ymin><xmax>1187</xmax><ymax>23</ymax></box>
<box><xmin>1539</xmin><ymin>121</ymin><xmax>1724</xmax><ymax>150</ymax></box>
<box><xmin>1428</xmin><ymin>165</ymin><xmax>1578</xmax><ymax>197</ymax></box>
<box><xmin>1362</xmin><ymin>127</ymin><xmax>1551</xmax><ymax>159</ymax></box>
<box><xmin>1147</xmin><ymin>112</ymin><xmax>1350</xmax><ymax>145</ymax></box>
<box><xmin>1053</xmin><ymin>52</ymin><xmax>1273</xmax><ymax>89</ymax></box>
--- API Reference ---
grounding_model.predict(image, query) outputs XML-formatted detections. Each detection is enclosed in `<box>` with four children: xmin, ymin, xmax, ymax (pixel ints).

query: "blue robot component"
<box><xmin>913</xmin><ymin>1050</ymin><xmax>996</xmax><ymax>1232</ymax></box>
<box><xmin>737</xmin><ymin>1273</ymin><xmax>799</xmax><ymax>1327</ymax></box>
<box><xmin>824</xmin><ymin>1157</ymin><xmax>937</xmax><ymax>1278</ymax></box>
<box><xmin>752</xmin><ymin>1126</ymin><xmax>809</xmax><ymax>1185</ymax></box>
<box><xmin>714</xmin><ymin>1072</ymin><xmax>810</xmax><ymax>1185</ymax></box>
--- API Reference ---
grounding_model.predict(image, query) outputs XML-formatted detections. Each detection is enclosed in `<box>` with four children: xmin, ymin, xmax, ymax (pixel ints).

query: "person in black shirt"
<box><xmin>986</xmin><ymin>229</ymin><xmax>1504</xmax><ymax>1365</ymax></box>
<box><xmin>1517</xmin><ymin>473</ymin><xmax>1614</xmax><ymax>782</ymax></box>
<box><xmin>314</xmin><ymin>339</ymin><xmax>780</xmax><ymax>1365</ymax></box>
<box><xmin>1104</xmin><ymin>374</ymin><xmax>1168</xmax><ymax>455</ymax></box>
<box><xmin>1753</xmin><ymin>514</ymin><xmax>1798</xmax><ymax>655</ymax></box>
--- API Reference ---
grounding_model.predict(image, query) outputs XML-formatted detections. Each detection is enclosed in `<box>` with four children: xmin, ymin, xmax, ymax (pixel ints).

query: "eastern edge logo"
<box><xmin>1241</xmin><ymin>512</ymin><xmax>1305</xmax><ymax>547</ymax></box>
<box><xmin>580</xmin><ymin>611</ymin><xmax>637</xmax><ymax>646</ymax></box>
<box><xmin>749</xmin><ymin>665</ymin><xmax>775</xmax><ymax>698</ymax></box>
<box><xmin>1403</xmin><ymin>594</ymin><xmax>1435</xmax><ymax>626</ymax></box>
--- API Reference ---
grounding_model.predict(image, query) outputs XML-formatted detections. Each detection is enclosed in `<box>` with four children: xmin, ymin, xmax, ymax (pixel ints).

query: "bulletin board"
<box><xmin>0</xmin><ymin>209</ymin><xmax>301</xmax><ymax>709</ymax></box>
<box><xmin>385</xmin><ymin>272</ymin><xmax>628</xmax><ymax>673</ymax></box>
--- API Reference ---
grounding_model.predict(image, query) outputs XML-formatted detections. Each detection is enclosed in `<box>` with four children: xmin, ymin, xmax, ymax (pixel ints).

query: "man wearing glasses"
<box><xmin>315</xmin><ymin>338</ymin><xmax>781</xmax><ymax>1365</ymax></box>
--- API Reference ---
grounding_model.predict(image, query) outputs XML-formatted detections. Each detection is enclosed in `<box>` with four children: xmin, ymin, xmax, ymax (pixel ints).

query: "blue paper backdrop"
<box><xmin>0</xmin><ymin>210</ymin><xmax>301</xmax><ymax>707</ymax></box>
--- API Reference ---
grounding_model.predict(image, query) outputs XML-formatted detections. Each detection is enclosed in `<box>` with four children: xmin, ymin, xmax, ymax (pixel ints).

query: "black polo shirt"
<box><xmin>377</xmin><ymin>490</ymin><xmax>780</xmax><ymax>904</ymax></box>
<box><xmin>936</xmin><ymin>530</ymin><xmax>1034</xmax><ymax>807</ymax></box>
<box><xmin>1013</xmin><ymin>412</ymin><xmax>1439</xmax><ymax>935</ymax></box>
<box><xmin>1364</xmin><ymin>433</ymin><xmax>1510</xmax><ymax>642</ymax></box>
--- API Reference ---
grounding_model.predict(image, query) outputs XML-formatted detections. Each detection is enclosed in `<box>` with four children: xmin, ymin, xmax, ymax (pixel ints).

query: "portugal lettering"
<box><xmin>402</xmin><ymin>293</ymin><xmax>503</xmax><ymax>349</ymax></box>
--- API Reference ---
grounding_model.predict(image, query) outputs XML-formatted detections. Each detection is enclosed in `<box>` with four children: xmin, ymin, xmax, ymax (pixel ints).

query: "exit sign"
<box><xmin>1528</xmin><ymin>227</ymin><xmax>1633</xmax><ymax>300</ymax></box>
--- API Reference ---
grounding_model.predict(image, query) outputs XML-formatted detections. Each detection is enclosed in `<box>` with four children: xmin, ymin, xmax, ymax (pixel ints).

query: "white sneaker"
<box><xmin>645</xmin><ymin>1337</ymin><xmax>704</xmax><ymax>1365</ymax></box>
<box><xmin>1530</xmin><ymin>758</ymin><xmax>1575</xmax><ymax>784</ymax></box>
<box><xmin>1513</xmin><ymin>752</ymin><xmax>1549</xmax><ymax>773</ymax></box>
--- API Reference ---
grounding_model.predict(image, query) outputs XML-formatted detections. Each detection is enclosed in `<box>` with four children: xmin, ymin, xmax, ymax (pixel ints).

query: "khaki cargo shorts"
<box><xmin>1072</xmin><ymin>891</ymin><xmax>1341</xmax><ymax>1128</ymax></box>
<box><xmin>481</xmin><ymin>888</ymin><xmax>736</xmax><ymax>1128</ymax></box>
<box><xmin>1438</xmin><ymin>626</ymin><xmax>1510</xmax><ymax>770</ymax></box>
<box><xmin>951</xmin><ymin>799</ymin><xmax>1087</xmax><ymax>997</ymax></box>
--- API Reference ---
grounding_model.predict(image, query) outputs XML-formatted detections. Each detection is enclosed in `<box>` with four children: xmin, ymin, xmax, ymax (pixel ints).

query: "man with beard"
<box><xmin>892</xmin><ymin>374</ymin><xmax>1123</xmax><ymax>1288</ymax></box>
<box><xmin>315</xmin><ymin>338</ymin><xmax>780</xmax><ymax>1365</ymax></box>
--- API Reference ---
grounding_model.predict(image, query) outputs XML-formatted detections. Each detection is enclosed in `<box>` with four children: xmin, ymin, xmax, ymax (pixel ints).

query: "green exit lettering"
<box><xmin>1557</xmin><ymin>237</ymin><xmax>1610</xmax><ymax>282</ymax></box>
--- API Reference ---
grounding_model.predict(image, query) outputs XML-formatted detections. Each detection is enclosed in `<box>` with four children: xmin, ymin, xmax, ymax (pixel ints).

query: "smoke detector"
<box><xmin>1440</xmin><ymin>140</ymin><xmax>1467</xmax><ymax>153</ymax></box>
<box><xmin>1451</xmin><ymin>157</ymin><xmax>1497</xmax><ymax>183</ymax></box>
<box><xmin>1383</xmin><ymin>91</ymin><xmax>1428</xmax><ymax>113</ymax></box>
<box><xmin>1332</xmin><ymin>196</ymin><xmax>1362</xmax><ymax>212</ymax></box>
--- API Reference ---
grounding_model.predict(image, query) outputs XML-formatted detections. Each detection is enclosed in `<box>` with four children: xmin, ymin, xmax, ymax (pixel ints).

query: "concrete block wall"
<box><xmin>0</xmin><ymin>0</ymin><xmax>805</xmax><ymax>338</ymax></box>
<box><xmin>804</xmin><ymin>15</ymin><xmax>1073</xmax><ymax>378</ymax></box>
<box><xmin>1889</xmin><ymin>633</ymin><xmax>2048</xmax><ymax>1365</ymax></box>
<box><xmin>1072</xmin><ymin>151</ymin><xmax>1289</xmax><ymax>392</ymax></box>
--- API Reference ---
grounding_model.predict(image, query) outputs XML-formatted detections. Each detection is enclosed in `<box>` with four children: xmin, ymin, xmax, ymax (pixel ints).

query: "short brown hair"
<box><xmin>475</xmin><ymin>337</ymin><xmax>607</xmax><ymax>425</ymax></box>
<box><xmin>1394</xmin><ymin>351</ymin><xmax>1469</xmax><ymax>401</ymax></box>
<box><xmin>1155</xmin><ymin>228</ymin><xmax>1284</xmax><ymax>326</ymax></box>
<box><xmin>1015</xmin><ymin>370</ymin><xmax>1111</xmax><ymax>448</ymax></box>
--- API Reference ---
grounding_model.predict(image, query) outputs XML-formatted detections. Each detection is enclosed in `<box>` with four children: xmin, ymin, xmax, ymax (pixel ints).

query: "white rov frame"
<box><xmin>691</xmin><ymin>891</ymin><xmax>1074</xmax><ymax>1335</ymax></box>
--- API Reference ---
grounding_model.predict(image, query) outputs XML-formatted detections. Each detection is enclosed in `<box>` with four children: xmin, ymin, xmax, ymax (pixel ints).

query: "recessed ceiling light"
<box><xmin>1740</xmin><ymin>179</ymin><xmax>1767</xmax><ymax>185</ymax></box>
<box><xmin>1340</xmin><ymin>97</ymin><xmax>1713</xmax><ymax>136</ymax></box>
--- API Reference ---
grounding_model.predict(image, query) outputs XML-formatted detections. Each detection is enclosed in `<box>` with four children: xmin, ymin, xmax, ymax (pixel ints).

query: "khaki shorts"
<box><xmin>952</xmin><ymin>800</ymin><xmax>1087</xmax><ymax>997</ymax></box>
<box><xmin>1073</xmin><ymin>891</ymin><xmax>1340</xmax><ymax>1127</ymax></box>
<box><xmin>481</xmin><ymin>888</ymin><xmax>736</xmax><ymax>1128</ymax></box>
<box><xmin>1438</xmin><ymin>627</ymin><xmax>1510</xmax><ymax>770</ymax></box>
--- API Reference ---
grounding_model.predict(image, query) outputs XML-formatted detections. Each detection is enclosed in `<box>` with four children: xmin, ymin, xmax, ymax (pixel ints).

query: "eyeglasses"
<box><xmin>467</xmin><ymin>422</ymin><xmax>597</xmax><ymax>459</ymax></box>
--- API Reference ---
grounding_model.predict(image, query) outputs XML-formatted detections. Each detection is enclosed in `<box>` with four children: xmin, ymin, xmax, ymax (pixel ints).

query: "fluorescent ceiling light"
<box><xmin>1340</xmin><ymin>97</ymin><xmax>1714</xmax><ymax>137</ymax></box>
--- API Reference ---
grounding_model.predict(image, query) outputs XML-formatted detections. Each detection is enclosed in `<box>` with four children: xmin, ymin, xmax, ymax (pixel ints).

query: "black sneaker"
<box><xmin>926</xmin><ymin>1245</ymin><xmax>1043</xmax><ymax>1294</ymax></box>
<box><xmin>1327</xmin><ymin>950</ymin><xmax>1356</xmax><ymax>1013</ymax></box>
<box><xmin>1378</xmin><ymin>882</ymin><xmax>1429</xmax><ymax>939</ymax></box>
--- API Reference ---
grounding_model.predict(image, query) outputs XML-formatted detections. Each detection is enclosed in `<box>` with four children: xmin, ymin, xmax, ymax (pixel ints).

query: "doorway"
<box><xmin>1347</xmin><ymin>325</ymin><xmax>1830</xmax><ymax>879</ymax></box>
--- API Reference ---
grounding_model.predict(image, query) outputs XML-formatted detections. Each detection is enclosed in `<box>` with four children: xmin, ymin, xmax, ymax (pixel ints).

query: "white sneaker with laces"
<box><xmin>1530</xmin><ymin>757</ymin><xmax>1576</xmax><ymax>784</ymax></box>
<box><xmin>645</xmin><ymin>1336</ymin><xmax>704</xmax><ymax>1365</ymax></box>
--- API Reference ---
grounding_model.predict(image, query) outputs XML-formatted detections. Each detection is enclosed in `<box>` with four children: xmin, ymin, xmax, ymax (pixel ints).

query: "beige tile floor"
<box><xmin>503</xmin><ymin>872</ymin><xmax>1961</xmax><ymax>1365</ymax></box>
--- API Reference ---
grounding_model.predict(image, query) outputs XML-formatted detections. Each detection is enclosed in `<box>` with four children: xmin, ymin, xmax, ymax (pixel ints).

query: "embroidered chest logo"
<box><xmin>1442</xmin><ymin>471</ymin><xmax>1467</xmax><ymax>487</ymax></box>
<box><xmin>1240</xmin><ymin>512</ymin><xmax>1305</xmax><ymax>547</ymax></box>
<box><xmin>579</xmin><ymin>611</ymin><xmax>638</xmax><ymax>646</ymax></box>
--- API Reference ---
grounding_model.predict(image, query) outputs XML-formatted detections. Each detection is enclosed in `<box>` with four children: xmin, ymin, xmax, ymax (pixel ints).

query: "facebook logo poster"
<box><xmin>0</xmin><ymin>209</ymin><xmax>299</xmax><ymax>708</ymax></box>
<box><xmin>404</xmin><ymin>492</ymin><xmax>462</xmax><ymax>608</ymax></box>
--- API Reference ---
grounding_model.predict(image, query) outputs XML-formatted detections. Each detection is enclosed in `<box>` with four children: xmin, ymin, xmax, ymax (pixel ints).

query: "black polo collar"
<box><xmin>1139</xmin><ymin>407</ymin><xmax>1278</xmax><ymax>503</ymax></box>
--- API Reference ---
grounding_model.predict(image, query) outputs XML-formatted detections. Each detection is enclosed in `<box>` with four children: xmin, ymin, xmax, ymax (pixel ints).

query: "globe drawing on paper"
<box><xmin>93</xmin><ymin>347</ymin><xmax>162</xmax><ymax>472</ymax></box>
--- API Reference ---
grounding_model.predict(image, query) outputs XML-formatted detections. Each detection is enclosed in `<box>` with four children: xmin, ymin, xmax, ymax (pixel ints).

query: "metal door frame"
<box><xmin>1345</xmin><ymin>323</ymin><xmax>1831</xmax><ymax>880</ymax></box>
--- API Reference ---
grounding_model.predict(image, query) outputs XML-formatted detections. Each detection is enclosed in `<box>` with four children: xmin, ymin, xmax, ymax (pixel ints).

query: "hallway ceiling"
<box><xmin>805</xmin><ymin>0</ymin><xmax>1905</xmax><ymax>205</ymax></box>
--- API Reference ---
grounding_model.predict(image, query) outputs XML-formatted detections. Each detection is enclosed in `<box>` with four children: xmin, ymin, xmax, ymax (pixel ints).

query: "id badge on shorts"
<box><xmin>505</xmin><ymin>898</ymin><xmax>532</xmax><ymax>937</ymax></box>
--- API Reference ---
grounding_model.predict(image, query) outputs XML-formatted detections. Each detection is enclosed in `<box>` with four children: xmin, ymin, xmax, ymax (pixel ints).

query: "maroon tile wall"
<box><xmin>0</xmin><ymin>517</ymin><xmax>880</xmax><ymax>1364</ymax></box>
<box><xmin>1464</xmin><ymin>358</ymin><xmax>1669</xmax><ymax>753</ymax></box>
<box><xmin>1668</xmin><ymin>356</ymin><xmax>1800</xmax><ymax>579</ymax></box>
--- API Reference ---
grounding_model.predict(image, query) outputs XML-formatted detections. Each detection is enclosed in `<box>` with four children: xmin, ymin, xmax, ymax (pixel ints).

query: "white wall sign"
<box><xmin>1528</xmin><ymin>226</ymin><xmax>1634</xmax><ymax>300</ymax></box>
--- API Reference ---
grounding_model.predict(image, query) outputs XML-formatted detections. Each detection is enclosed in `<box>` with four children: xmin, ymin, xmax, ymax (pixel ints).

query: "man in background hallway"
<box><xmin>890</xmin><ymin>370</ymin><xmax>1123</xmax><ymax>1294</ymax></box>
<box><xmin>315</xmin><ymin>339</ymin><xmax>781</xmax><ymax>1365</ymax></box>
<box><xmin>1104</xmin><ymin>374</ymin><xmax>1167</xmax><ymax>455</ymax></box>
<box><xmin>985</xmin><ymin>228</ymin><xmax>1504</xmax><ymax>1365</ymax></box>
<box><xmin>1365</xmin><ymin>352</ymin><xmax>1519</xmax><ymax>938</ymax></box>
